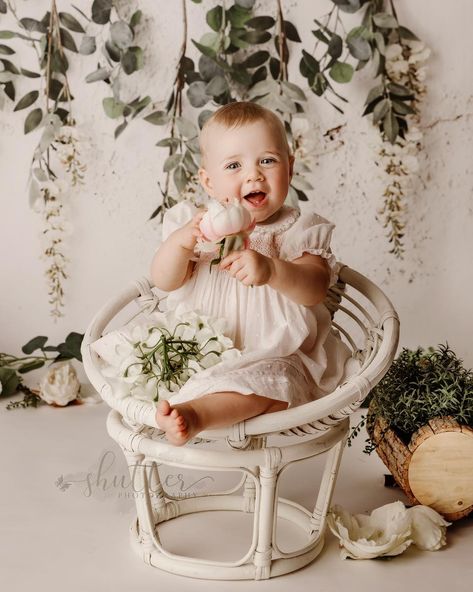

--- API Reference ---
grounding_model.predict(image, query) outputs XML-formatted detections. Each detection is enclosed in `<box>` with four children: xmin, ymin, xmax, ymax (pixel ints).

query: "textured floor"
<box><xmin>1</xmin><ymin>398</ymin><xmax>472</xmax><ymax>592</ymax></box>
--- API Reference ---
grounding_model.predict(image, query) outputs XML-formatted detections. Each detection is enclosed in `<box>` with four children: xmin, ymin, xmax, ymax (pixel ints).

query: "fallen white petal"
<box><xmin>408</xmin><ymin>505</ymin><xmax>451</xmax><ymax>551</ymax></box>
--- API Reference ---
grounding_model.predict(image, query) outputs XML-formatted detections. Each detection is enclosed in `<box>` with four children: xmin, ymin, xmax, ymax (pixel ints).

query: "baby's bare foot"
<box><xmin>155</xmin><ymin>400</ymin><xmax>200</xmax><ymax>446</ymax></box>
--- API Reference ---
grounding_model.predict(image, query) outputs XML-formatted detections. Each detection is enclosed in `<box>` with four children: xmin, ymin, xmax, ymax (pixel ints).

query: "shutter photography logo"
<box><xmin>55</xmin><ymin>449</ymin><xmax>214</xmax><ymax>500</ymax></box>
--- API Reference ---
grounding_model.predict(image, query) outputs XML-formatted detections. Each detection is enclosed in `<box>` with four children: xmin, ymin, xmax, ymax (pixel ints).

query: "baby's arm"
<box><xmin>267</xmin><ymin>253</ymin><xmax>330</xmax><ymax>306</ymax></box>
<box><xmin>150</xmin><ymin>211</ymin><xmax>205</xmax><ymax>291</ymax></box>
<box><xmin>219</xmin><ymin>250</ymin><xmax>329</xmax><ymax>307</ymax></box>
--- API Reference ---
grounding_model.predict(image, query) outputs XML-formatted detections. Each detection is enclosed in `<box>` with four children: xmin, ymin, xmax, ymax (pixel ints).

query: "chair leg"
<box><xmin>243</xmin><ymin>437</ymin><xmax>264</xmax><ymax>513</ymax></box>
<box><xmin>309</xmin><ymin>437</ymin><xmax>347</xmax><ymax>536</ymax></box>
<box><xmin>146</xmin><ymin>459</ymin><xmax>167</xmax><ymax>521</ymax></box>
<box><xmin>254</xmin><ymin>465</ymin><xmax>278</xmax><ymax>580</ymax></box>
<box><xmin>123</xmin><ymin>448</ymin><xmax>157</xmax><ymax>555</ymax></box>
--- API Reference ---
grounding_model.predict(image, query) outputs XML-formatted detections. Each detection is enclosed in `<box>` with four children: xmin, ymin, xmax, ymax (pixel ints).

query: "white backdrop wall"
<box><xmin>1</xmin><ymin>0</ymin><xmax>472</xmax><ymax>370</ymax></box>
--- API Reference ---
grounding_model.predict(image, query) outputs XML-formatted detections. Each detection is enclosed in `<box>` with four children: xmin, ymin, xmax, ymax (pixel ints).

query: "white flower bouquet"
<box><xmin>92</xmin><ymin>306</ymin><xmax>240</xmax><ymax>403</ymax></box>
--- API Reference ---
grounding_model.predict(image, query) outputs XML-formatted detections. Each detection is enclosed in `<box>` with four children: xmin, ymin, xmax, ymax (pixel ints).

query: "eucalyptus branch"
<box><xmin>6</xmin><ymin>0</ymin><xmax>41</xmax><ymax>58</ymax></box>
<box><xmin>276</xmin><ymin>0</ymin><xmax>287</xmax><ymax>82</ymax></box>
<box><xmin>163</xmin><ymin>0</ymin><xmax>188</xmax><ymax>205</ymax></box>
<box><xmin>45</xmin><ymin>4</ymin><xmax>54</xmax><ymax>114</ymax></box>
<box><xmin>50</xmin><ymin>0</ymin><xmax>73</xmax><ymax>109</ymax></box>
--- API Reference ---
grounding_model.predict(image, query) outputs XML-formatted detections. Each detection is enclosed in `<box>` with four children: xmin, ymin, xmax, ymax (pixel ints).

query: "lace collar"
<box><xmin>251</xmin><ymin>206</ymin><xmax>300</xmax><ymax>236</ymax></box>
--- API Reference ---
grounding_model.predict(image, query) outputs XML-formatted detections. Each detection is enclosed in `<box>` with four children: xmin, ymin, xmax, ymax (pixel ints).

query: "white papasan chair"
<box><xmin>81</xmin><ymin>264</ymin><xmax>399</xmax><ymax>580</ymax></box>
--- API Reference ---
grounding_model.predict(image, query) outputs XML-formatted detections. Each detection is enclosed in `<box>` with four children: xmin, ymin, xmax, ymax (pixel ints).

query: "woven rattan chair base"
<box><xmin>82</xmin><ymin>265</ymin><xmax>399</xmax><ymax>580</ymax></box>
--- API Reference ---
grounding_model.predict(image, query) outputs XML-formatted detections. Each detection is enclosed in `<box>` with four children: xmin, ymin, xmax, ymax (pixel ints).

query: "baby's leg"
<box><xmin>156</xmin><ymin>392</ymin><xmax>287</xmax><ymax>446</ymax></box>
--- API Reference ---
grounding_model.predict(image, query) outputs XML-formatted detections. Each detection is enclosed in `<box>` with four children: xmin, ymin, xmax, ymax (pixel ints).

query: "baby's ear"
<box><xmin>288</xmin><ymin>154</ymin><xmax>295</xmax><ymax>180</ymax></box>
<box><xmin>198</xmin><ymin>167</ymin><xmax>214</xmax><ymax>196</ymax></box>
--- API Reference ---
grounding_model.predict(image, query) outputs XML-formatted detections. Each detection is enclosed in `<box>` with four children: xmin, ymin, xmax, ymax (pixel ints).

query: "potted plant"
<box><xmin>353</xmin><ymin>344</ymin><xmax>473</xmax><ymax>521</ymax></box>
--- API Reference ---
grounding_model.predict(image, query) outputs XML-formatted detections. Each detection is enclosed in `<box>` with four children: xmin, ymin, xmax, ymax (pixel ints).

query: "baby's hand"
<box><xmin>175</xmin><ymin>210</ymin><xmax>206</xmax><ymax>252</ymax></box>
<box><xmin>219</xmin><ymin>249</ymin><xmax>274</xmax><ymax>286</ymax></box>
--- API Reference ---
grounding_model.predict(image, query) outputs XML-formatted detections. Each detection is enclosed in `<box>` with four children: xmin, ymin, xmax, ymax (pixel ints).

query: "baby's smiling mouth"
<box><xmin>243</xmin><ymin>190</ymin><xmax>267</xmax><ymax>206</ymax></box>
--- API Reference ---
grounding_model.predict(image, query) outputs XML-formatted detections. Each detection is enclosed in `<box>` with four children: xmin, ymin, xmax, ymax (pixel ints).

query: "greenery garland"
<box><xmin>0</xmin><ymin>0</ymin><xmax>428</xmax><ymax>318</ymax></box>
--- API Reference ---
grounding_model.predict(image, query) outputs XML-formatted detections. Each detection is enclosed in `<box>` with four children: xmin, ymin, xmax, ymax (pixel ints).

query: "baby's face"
<box><xmin>199</xmin><ymin>119</ymin><xmax>294</xmax><ymax>223</ymax></box>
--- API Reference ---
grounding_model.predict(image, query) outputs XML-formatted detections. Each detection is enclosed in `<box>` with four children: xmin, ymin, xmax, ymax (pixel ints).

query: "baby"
<box><xmin>151</xmin><ymin>101</ymin><xmax>348</xmax><ymax>445</ymax></box>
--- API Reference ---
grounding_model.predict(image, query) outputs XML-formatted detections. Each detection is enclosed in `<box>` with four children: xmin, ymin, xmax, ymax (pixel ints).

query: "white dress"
<box><xmin>160</xmin><ymin>201</ymin><xmax>353</xmax><ymax>409</ymax></box>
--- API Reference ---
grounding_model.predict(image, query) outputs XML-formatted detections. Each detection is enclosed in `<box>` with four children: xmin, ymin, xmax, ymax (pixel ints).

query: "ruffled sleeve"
<box><xmin>162</xmin><ymin>200</ymin><xmax>198</xmax><ymax>242</ymax></box>
<box><xmin>279</xmin><ymin>211</ymin><xmax>339</xmax><ymax>286</ymax></box>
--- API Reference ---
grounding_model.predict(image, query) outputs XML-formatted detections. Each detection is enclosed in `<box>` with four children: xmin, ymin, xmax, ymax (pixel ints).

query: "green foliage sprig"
<box><xmin>0</xmin><ymin>332</ymin><xmax>84</xmax><ymax>408</ymax></box>
<box><xmin>125</xmin><ymin>323</ymin><xmax>222</xmax><ymax>400</ymax></box>
<box><xmin>315</xmin><ymin>0</ymin><xmax>421</xmax><ymax>144</ymax></box>
<box><xmin>349</xmin><ymin>344</ymin><xmax>473</xmax><ymax>453</ymax></box>
<box><xmin>82</xmin><ymin>0</ymin><xmax>150</xmax><ymax>138</ymax></box>
<box><xmin>1</xmin><ymin>1</ymin><xmax>90</xmax><ymax>318</ymax></box>
<box><xmin>0</xmin><ymin>0</ymin><xmax>84</xmax><ymax>132</ymax></box>
<box><xmin>310</xmin><ymin>1</ymin><xmax>426</xmax><ymax>258</ymax></box>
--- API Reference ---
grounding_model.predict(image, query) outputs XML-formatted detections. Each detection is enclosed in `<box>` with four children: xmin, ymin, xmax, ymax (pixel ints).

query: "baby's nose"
<box><xmin>246</xmin><ymin>166</ymin><xmax>264</xmax><ymax>182</ymax></box>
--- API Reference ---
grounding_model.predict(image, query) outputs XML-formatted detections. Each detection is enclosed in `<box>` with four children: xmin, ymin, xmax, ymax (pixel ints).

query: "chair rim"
<box><xmin>81</xmin><ymin>264</ymin><xmax>399</xmax><ymax>440</ymax></box>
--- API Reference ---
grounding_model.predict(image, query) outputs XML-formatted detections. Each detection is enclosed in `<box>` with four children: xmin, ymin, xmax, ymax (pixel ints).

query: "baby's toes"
<box><xmin>157</xmin><ymin>400</ymin><xmax>171</xmax><ymax>417</ymax></box>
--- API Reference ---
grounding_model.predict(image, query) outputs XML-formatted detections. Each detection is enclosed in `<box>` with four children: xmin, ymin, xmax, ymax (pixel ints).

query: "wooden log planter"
<box><xmin>368</xmin><ymin>415</ymin><xmax>473</xmax><ymax>521</ymax></box>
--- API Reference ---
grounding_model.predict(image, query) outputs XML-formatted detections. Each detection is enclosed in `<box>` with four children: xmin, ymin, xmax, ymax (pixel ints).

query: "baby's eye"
<box><xmin>225</xmin><ymin>162</ymin><xmax>240</xmax><ymax>170</ymax></box>
<box><xmin>261</xmin><ymin>157</ymin><xmax>276</xmax><ymax>165</ymax></box>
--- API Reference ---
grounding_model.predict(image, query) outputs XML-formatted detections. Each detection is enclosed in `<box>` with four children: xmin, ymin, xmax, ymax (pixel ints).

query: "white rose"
<box><xmin>328</xmin><ymin>502</ymin><xmax>451</xmax><ymax>560</ymax></box>
<box><xmin>407</xmin><ymin>505</ymin><xmax>450</xmax><ymax>551</ymax></box>
<box><xmin>327</xmin><ymin>502</ymin><xmax>413</xmax><ymax>560</ymax></box>
<box><xmin>39</xmin><ymin>362</ymin><xmax>80</xmax><ymax>406</ymax></box>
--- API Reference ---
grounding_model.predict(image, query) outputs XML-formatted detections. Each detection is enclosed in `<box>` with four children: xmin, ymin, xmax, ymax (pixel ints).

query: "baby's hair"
<box><xmin>199</xmin><ymin>101</ymin><xmax>291</xmax><ymax>161</ymax></box>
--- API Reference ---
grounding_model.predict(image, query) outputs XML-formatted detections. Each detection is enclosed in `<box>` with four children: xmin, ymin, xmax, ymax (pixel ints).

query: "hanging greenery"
<box><xmin>81</xmin><ymin>0</ymin><xmax>151</xmax><ymax>138</ymax></box>
<box><xmin>141</xmin><ymin>0</ymin><xmax>427</xmax><ymax>261</ymax></box>
<box><xmin>144</xmin><ymin>0</ymin><xmax>315</xmax><ymax>220</ymax></box>
<box><xmin>1</xmin><ymin>0</ymin><xmax>429</xmax><ymax>320</ymax></box>
<box><xmin>1</xmin><ymin>0</ymin><xmax>88</xmax><ymax>318</ymax></box>
<box><xmin>310</xmin><ymin>0</ymin><xmax>429</xmax><ymax>257</ymax></box>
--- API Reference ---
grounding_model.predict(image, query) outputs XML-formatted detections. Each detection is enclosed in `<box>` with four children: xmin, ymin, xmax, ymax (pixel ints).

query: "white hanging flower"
<box><xmin>387</xmin><ymin>59</ymin><xmax>409</xmax><ymax>76</ymax></box>
<box><xmin>39</xmin><ymin>362</ymin><xmax>81</xmax><ymax>406</ymax></box>
<box><xmin>415</xmin><ymin>67</ymin><xmax>428</xmax><ymax>82</ymax></box>
<box><xmin>385</xmin><ymin>43</ymin><xmax>403</xmax><ymax>61</ymax></box>
<box><xmin>404</xmin><ymin>127</ymin><xmax>423</xmax><ymax>144</ymax></box>
<box><xmin>328</xmin><ymin>501</ymin><xmax>450</xmax><ymax>560</ymax></box>
<box><xmin>402</xmin><ymin>154</ymin><xmax>420</xmax><ymax>174</ymax></box>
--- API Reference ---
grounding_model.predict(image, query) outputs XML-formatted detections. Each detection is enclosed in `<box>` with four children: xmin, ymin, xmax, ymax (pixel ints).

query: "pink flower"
<box><xmin>199</xmin><ymin>199</ymin><xmax>255</xmax><ymax>243</ymax></box>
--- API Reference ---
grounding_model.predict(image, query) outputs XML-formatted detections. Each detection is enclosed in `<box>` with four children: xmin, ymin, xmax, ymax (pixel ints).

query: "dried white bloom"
<box><xmin>39</xmin><ymin>362</ymin><xmax>80</xmax><ymax>406</ymax></box>
<box><xmin>328</xmin><ymin>501</ymin><xmax>450</xmax><ymax>560</ymax></box>
<box><xmin>328</xmin><ymin>502</ymin><xmax>412</xmax><ymax>560</ymax></box>
<box><xmin>408</xmin><ymin>505</ymin><xmax>451</xmax><ymax>551</ymax></box>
